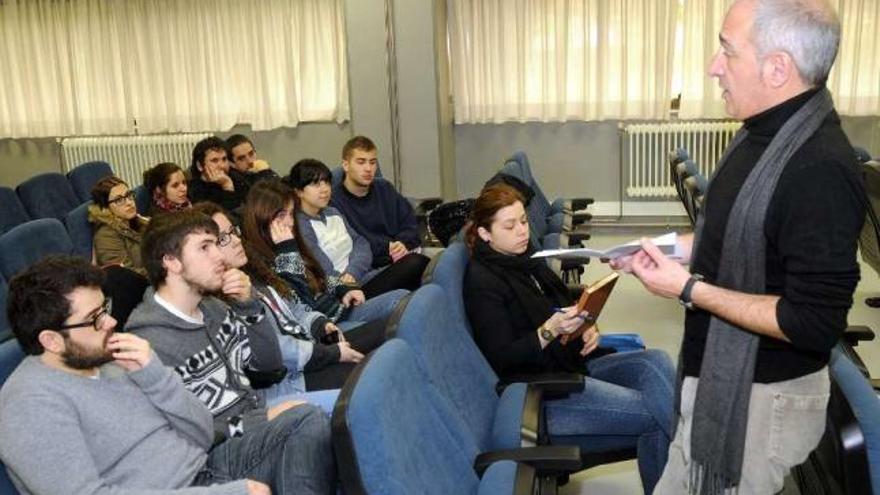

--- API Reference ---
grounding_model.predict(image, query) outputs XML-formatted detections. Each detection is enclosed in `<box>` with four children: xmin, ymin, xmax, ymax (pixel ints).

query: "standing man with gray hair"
<box><xmin>610</xmin><ymin>0</ymin><xmax>865</xmax><ymax>493</ymax></box>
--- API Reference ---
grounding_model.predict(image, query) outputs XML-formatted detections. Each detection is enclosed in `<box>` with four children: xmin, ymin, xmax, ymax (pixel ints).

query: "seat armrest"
<box><xmin>843</xmin><ymin>325</ymin><xmax>875</xmax><ymax>345</ymax></box>
<box><xmin>569</xmin><ymin>198</ymin><xmax>593</xmax><ymax>211</ymax></box>
<box><xmin>564</xmin><ymin>232</ymin><xmax>591</xmax><ymax>245</ymax></box>
<box><xmin>497</xmin><ymin>373</ymin><xmax>585</xmax><ymax>396</ymax></box>
<box><xmin>570</xmin><ymin>212</ymin><xmax>592</xmax><ymax>228</ymax></box>
<box><xmin>474</xmin><ymin>446</ymin><xmax>583</xmax><ymax>478</ymax></box>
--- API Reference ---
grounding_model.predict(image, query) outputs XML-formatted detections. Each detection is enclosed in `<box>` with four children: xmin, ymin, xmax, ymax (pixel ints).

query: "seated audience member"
<box><xmin>462</xmin><ymin>184</ymin><xmax>676</xmax><ymax>494</ymax></box>
<box><xmin>0</xmin><ymin>255</ymin><xmax>321</xmax><ymax>494</ymax></box>
<box><xmin>89</xmin><ymin>176</ymin><xmax>149</xmax><ymax>275</ymax></box>
<box><xmin>290</xmin><ymin>159</ymin><xmax>410</xmax><ymax>298</ymax></box>
<box><xmin>226</xmin><ymin>134</ymin><xmax>279</xmax><ymax>189</ymax></box>
<box><xmin>195</xmin><ymin>202</ymin><xmax>383</xmax><ymax>393</ymax></box>
<box><xmin>126</xmin><ymin>210</ymin><xmax>336</xmax><ymax>494</ymax></box>
<box><xmin>329</xmin><ymin>135</ymin><xmax>429</xmax><ymax>291</ymax></box>
<box><xmin>242</xmin><ymin>180</ymin><xmax>407</xmax><ymax>330</ymax></box>
<box><xmin>143</xmin><ymin>161</ymin><xmax>191</xmax><ymax>214</ymax></box>
<box><xmin>188</xmin><ymin>136</ymin><xmax>247</xmax><ymax>212</ymax></box>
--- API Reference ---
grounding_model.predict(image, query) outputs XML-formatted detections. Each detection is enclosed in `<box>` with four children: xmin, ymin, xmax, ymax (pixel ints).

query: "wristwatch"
<box><xmin>678</xmin><ymin>274</ymin><xmax>704</xmax><ymax>310</ymax></box>
<box><xmin>539</xmin><ymin>324</ymin><xmax>557</xmax><ymax>341</ymax></box>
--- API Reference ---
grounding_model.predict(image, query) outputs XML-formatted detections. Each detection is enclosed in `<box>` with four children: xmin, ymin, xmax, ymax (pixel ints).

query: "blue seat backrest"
<box><xmin>133</xmin><ymin>185</ymin><xmax>151</xmax><ymax>216</ymax></box>
<box><xmin>390</xmin><ymin>284</ymin><xmax>501</xmax><ymax>451</ymax></box>
<box><xmin>426</xmin><ymin>242</ymin><xmax>474</xmax><ymax>334</ymax></box>
<box><xmin>67</xmin><ymin>161</ymin><xmax>113</xmax><ymax>203</ymax></box>
<box><xmin>830</xmin><ymin>347</ymin><xmax>880</xmax><ymax>493</ymax></box>
<box><xmin>0</xmin><ymin>338</ymin><xmax>26</xmax><ymax>495</ymax></box>
<box><xmin>16</xmin><ymin>173</ymin><xmax>80</xmax><ymax>221</ymax></box>
<box><xmin>0</xmin><ymin>272</ymin><xmax>10</xmax><ymax>342</ymax></box>
<box><xmin>64</xmin><ymin>202</ymin><xmax>94</xmax><ymax>260</ymax></box>
<box><xmin>333</xmin><ymin>339</ymin><xmax>480</xmax><ymax>495</ymax></box>
<box><xmin>506</xmin><ymin>151</ymin><xmax>553</xmax><ymax>216</ymax></box>
<box><xmin>0</xmin><ymin>219</ymin><xmax>75</xmax><ymax>279</ymax></box>
<box><xmin>0</xmin><ymin>187</ymin><xmax>30</xmax><ymax>235</ymax></box>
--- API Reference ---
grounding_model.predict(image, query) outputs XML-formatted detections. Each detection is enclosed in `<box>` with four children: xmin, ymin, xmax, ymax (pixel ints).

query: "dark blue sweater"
<box><xmin>330</xmin><ymin>178</ymin><xmax>420</xmax><ymax>268</ymax></box>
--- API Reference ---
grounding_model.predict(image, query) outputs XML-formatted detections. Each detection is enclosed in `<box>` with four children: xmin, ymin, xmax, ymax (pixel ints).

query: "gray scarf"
<box><xmin>686</xmin><ymin>88</ymin><xmax>834</xmax><ymax>494</ymax></box>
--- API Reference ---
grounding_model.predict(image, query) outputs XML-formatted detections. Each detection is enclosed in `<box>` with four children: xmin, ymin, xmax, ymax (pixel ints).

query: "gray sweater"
<box><xmin>127</xmin><ymin>289</ymin><xmax>282</xmax><ymax>440</ymax></box>
<box><xmin>0</xmin><ymin>355</ymin><xmax>246</xmax><ymax>494</ymax></box>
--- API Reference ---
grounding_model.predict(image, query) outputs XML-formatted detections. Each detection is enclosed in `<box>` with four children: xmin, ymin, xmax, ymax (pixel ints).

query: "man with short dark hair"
<box><xmin>330</xmin><ymin>135</ymin><xmax>429</xmax><ymax>291</ymax></box>
<box><xmin>127</xmin><ymin>211</ymin><xmax>336</xmax><ymax>495</ymax></box>
<box><xmin>0</xmin><ymin>255</ymin><xmax>278</xmax><ymax>494</ymax></box>
<box><xmin>613</xmin><ymin>0</ymin><xmax>866</xmax><ymax>492</ymax></box>
<box><xmin>189</xmin><ymin>136</ymin><xmax>246</xmax><ymax>211</ymax></box>
<box><xmin>225</xmin><ymin>134</ymin><xmax>278</xmax><ymax>192</ymax></box>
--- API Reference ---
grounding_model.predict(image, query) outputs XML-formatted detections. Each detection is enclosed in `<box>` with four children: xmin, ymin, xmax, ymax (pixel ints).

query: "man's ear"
<box><xmin>477</xmin><ymin>226</ymin><xmax>492</xmax><ymax>243</ymax></box>
<box><xmin>341</xmin><ymin>159</ymin><xmax>350</xmax><ymax>173</ymax></box>
<box><xmin>162</xmin><ymin>253</ymin><xmax>183</xmax><ymax>276</ymax></box>
<box><xmin>37</xmin><ymin>330</ymin><xmax>64</xmax><ymax>355</ymax></box>
<box><xmin>762</xmin><ymin>51</ymin><xmax>796</xmax><ymax>89</ymax></box>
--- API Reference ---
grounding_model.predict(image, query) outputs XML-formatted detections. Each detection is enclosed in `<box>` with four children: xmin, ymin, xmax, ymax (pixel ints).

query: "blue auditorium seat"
<box><xmin>0</xmin><ymin>187</ymin><xmax>30</xmax><ymax>235</ymax></box>
<box><xmin>332</xmin><ymin>339</ymin><xmax>541</xmax><ymax>494</ymax></box>
<box><xmin>0</xmin><ymin>272</ymin><xmax>10</xmax><ymax>342</ymax></box>
<box><xmin>64</xmin><ymin>202</ymin><xmax>94</xmax><ymax>260</ymax></box>
<box><xmin>15</xmin><ymin>173</ymin><xmax>80</xmax><ymax>221</ymax></box>
<box><xmin>502</xmin><ymin>151</ymin><xmax>593</xmax><ymax>227</ymax></box>
<box><xmin>0</xmin><ymin>219</ymin><xmax>75</xmax><ymax>279</ymax></box>
<box><xmin>0</xmin><ymin>337</ymin><xmax>25</xmax><ymax>495</ymax></box>
<box><xmin>133</xmin><ymin>185</ymin><xmax>151</xmax><ymax>215</ymax></box>
<box><xmin>67</xmin><ymin>161</ymin><xmax>113</xmax><ymax>203</ymax></box>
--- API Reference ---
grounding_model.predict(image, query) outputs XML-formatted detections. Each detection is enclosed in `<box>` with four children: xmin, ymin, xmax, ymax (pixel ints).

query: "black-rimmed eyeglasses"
<box><xmin>57</xmin><ymin>298</ymin><xmax>113</xmax><ymax>332</ymax></box>
<box><xmin>108</xmin><ymin>191</ymin><xmax>136</xmax><ymax>206</ymax></box>
<box><xmin>217</xmin><ymin>225</ymin><xmax>242</xmax><ymax>247</ymax></box>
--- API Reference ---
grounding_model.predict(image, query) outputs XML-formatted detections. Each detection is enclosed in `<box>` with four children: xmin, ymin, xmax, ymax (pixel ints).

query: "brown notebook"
<box><xmin>562</xmin><ymin>272</ymin><xmax>619</xmax><ymax>344</ymax></box>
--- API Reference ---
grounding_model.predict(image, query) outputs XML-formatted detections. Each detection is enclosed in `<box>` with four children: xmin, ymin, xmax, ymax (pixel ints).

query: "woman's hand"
<box><xmin>269</xmin><ymin>218</ymin><xmax>294</xmax><ymax>245</ymax></box>
<box><xmin>544</xmin><ymin>306</ymin><xmax>589</xmax><ymax>335</ymax></box>
<box><xmin>338</xmin><ymin>341</ymin><xmax>364</xmax><ymax>363</ymax></box>
<box><xmin>341</xmin><ymin>289</ymin><xmax>365</xmax><ymax>307</ymax></box>
<box><xmin>578</xmin><ymin>325</ymin><xmax>601</xmax><ymax>356</ymax></box>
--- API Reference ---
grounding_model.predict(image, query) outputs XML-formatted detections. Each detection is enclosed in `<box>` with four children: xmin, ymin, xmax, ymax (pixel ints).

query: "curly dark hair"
<box><xmin>7</xmin><ymin>256</ymin><xmax>105</xmax><ymax>355</ymax></box>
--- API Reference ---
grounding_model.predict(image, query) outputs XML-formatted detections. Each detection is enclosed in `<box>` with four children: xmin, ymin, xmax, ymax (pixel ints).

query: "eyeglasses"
<box><xmin>108</xmin><ymin>191</ymin><xmax>136</xmax><ymax>206</ymax></box>
<box><xmin>57</xmin><ymin>298</ymin><xmax>113</xmax><ymax>332</ymax></box>
<box><xmin>217</xmin><ymin>225</ymin><xmax>242</xmax><ymax>247</ymax></box>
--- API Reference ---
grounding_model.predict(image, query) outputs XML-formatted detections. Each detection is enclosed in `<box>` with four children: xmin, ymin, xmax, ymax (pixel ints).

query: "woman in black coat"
<box><xmin>463</xmin><ymin>183</ymin><xmax>676</xmax><ymax>495</ymax></box>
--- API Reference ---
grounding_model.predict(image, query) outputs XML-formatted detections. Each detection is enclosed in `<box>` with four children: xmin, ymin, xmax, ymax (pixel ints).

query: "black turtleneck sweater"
<box><xmin>682</xmin><ymin>88</ymin><xmax>866</xmax><ymax>383</ymax></box>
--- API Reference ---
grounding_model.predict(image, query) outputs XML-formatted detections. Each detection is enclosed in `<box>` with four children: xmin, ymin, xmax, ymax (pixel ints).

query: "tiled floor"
<box><xmin>560</xmin><ymin>231</ymin><xmax>880</xmax><ymax>494</ymax></box>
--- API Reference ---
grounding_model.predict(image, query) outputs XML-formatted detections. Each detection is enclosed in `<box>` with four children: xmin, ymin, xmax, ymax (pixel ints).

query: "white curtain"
<box><xmin>827</xmin><ymin>0</ymin><xmax>880</xmax><ymax>115</ymax></box>
<box><xmin>0</xmin><ymin>0</ymin><xmax>349</xmax><ymax>138</ymax></box>
<box><xmin>678</xmin><ymin>0</ymin><xmax>880</xmax><ymax>119</ymax></box>
<box><xmin>448</xmin><ymin>0</ymin><xmax>678</xmax><ymax>124</ymax></box>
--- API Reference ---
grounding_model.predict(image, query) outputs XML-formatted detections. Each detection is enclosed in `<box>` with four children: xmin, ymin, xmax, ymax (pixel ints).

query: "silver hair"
<box><xmin>751</xmin><ymin>0</ymin><xmax>840</xmax><ymax>86</ymax></box>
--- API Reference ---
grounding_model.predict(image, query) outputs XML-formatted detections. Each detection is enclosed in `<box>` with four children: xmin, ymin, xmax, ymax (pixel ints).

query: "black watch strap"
<box><xmin>678</xmin><ymin>274</ymin><xmax>704</xmax><ymax>310</ymax></box>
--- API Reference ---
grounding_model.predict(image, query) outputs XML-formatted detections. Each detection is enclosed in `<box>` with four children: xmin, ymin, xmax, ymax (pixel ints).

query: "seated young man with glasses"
<box><xmin>0</xmin><ymin>255</ymin><xmax>321</xmax><ymax>494</ymax></box>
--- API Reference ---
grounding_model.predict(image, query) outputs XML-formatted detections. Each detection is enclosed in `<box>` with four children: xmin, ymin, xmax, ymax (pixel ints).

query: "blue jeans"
<box><xmin>194</xmin><ymin>403</ymin><xmax>336</xmax><ymax>495</ymax></box>
<box><xmin>258</xmin><ymin>385</ymin><xmax>340</xmax><ymax>416</ymax></box>
<box><xmin>339</xmin><ymin>289</ymin><xmax>408</xmax><ymax>330</ymax></box>
<box><xmin>545</xmin><ymin>349</ymin><xmax>675</xmax><ymax>494</ymax></box>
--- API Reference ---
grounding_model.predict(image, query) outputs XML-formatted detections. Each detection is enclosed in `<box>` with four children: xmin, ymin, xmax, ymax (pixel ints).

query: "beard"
<box><xmin>62</xmin><ymin>333</ymin><xmax>113</xmax><ymax>370</ymax></box>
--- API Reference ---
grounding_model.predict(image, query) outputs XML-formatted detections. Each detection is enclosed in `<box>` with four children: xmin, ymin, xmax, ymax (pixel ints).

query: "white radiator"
<box><xmin>60</xmin><ymin>134</ymin><xmax>211</xmax><ymax>187</ymax></box>
<box><xmin>622</xmin><ymin>121</ymin><xmax>741</xmax><ymax>198</ymax></box>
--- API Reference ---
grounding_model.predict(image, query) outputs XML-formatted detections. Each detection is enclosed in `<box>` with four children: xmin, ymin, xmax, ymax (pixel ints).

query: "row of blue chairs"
<box><xmin>0</xmin><ymin>161</ymin><xmax>114</xmax><ymax>234</ymax></box>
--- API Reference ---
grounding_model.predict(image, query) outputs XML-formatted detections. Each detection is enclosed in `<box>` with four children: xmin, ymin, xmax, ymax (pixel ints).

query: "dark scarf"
<box><xmin>686</xmin><ymin>88</ymin><xmax>834</xmax><ymax>494</ymax></box>
<box><xmin>473</xmin><ymin>240</ymin><xmax>589</xmax><ymax>373</ymax></box>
